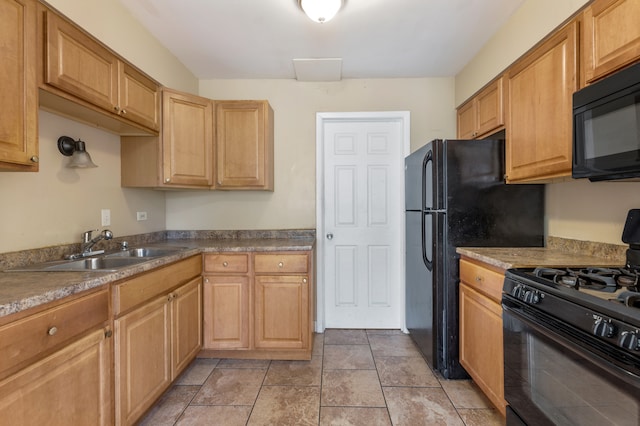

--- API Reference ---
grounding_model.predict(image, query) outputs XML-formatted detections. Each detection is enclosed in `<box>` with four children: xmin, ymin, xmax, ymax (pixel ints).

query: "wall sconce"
<box><xmin>57</xmin><ymin>136</ymin><xmax>98</xmax><ymax>168</ymax></box>
<box><xmin>299</xmin><ymin>0</ymin><xmax>343</xmax><ymax>23</ymax></box>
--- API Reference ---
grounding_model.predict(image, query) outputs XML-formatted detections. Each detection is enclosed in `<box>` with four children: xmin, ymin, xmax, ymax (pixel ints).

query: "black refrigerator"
<box><xmin>405</xmin><ymin>139</ymin><xmax>544</xmax><ymax>379</ymax></box>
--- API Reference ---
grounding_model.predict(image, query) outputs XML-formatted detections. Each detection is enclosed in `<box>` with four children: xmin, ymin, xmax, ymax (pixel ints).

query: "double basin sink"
<box><xmin>9</xmin><ymin>247</ymin><xmax>187</xmax><ymax>272</ymax></box>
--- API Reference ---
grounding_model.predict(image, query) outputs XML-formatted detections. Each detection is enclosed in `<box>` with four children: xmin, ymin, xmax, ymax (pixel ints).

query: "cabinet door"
<box><xmin>44</xmin><ymin>10</ymin><xmax>119</xmax><ymax>113</ymax></box>
<box><xmin>254</xmin><ymin>275</ymin><xmax>309</xmax><ymax>350</ymax></box>
<box><xmin>506</xmin><ymin>21</ymin><xmax>577</xmax><ymax>183</ymax></box>
<box><xmin>583</xmin><ymin>0</ymin><xmax>640</xmax><ymax>83</ymax></box>
<box><xmin>203</xmin><ymin>275</ymin><xmax>250</xmax><ymax>349</ymax></box>
<box><xmin>162</xmin><ymin>89</ymin><xmax>214</xmax><ymax>187</ymax></box>
<box><xmin>0</xmin><ymin>328</ymin><xmax>112</xmax><ymax>425</ymax></box>
<box><xmin>115</xmin><ymin>295</ymin><xmax>171</xmax><ymax>426</ymax></box>
<box><xmin>456</xmin><ymin>100</ymin><xmax>476</xmax><ymax>139</ymax></box>
<box><xmin>459</xmin><ymin>282</ymin><xmax>505</xmax><ymax>415</ymax></box>
<box><xmin>0</xmin><ymin>0</ymin><xmax>38</xmax><ymax>170</ymax></box>
<box><xmin>172</xmin><ymin>277</ymin><xmax>203</xmax><ymax>378</ymax></box>
<box><xmin>118</xmin><ymin>62</ymin><xmax>160</xmax><ymax>131</ymax></box>
<box><xmin>215</xmin><ymin>100</ymin><xmax>274</xmax><ymax>190</ymax></box>
<box><xmin>475</xmin><ymin>77</ymin><xmax>504</xmax><ymax>137</ymax></box>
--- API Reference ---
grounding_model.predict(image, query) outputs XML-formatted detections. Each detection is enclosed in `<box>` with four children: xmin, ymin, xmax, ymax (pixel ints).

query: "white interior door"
<box><xmin>317</xmin><ymin>112</ymin><xmax>409</xmax><ymax>330</ymax></box>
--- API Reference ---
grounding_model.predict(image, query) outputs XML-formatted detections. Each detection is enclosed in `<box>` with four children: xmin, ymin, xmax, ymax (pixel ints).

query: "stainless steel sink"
<box><xmin>8</xmin><ymin>256</ymin><xmax>148</xmax><ymax>272</ymax></box>
<box><xmin>103</xmin><ymin>246</ymin><xmax>186</xmax><ymax>258</ymax></box>
<box><xmin>6</xmin><ymin>246</ymin><xmax>186</xmax><ymax>272</ymax></box>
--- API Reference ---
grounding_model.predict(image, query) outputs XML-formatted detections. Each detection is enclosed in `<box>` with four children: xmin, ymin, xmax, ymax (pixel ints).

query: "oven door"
<box><xmin>503</xmin><ymin>296</ymin><xmax>640</xmax><ymax>426</ymax></box>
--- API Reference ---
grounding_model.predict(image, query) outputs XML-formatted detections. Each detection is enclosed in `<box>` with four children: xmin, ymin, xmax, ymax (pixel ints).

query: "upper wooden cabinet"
<box><xmin>215</xmin><ymin>100</ymin><xmax>274</xmax><ymax>191</ymax></box>
<box><xmin>40</xmin><ymin>8</ymin><xmax>160</xmax><ymax>134</ymax></box>
<box><xmin>505</xmin><ymin>20</ymin><xmax>578</xmax><ymax>183</ymax></box>
<box><xmin>162</xmin><ymin>89</ymin><xmax>214</xmax><ymax>187</ymax></box>
<box><xmin>0</xmin><ymin>0</ymin><xmax>39</xmax><ymax>171</ymax></box>
<box><xmin>583</xmin><ymin>0</ymin><xmax>640</xmax><ymax>84</ymax></box>
<box><xmin>121</xmin><ymin>88</ymin><xmax>214</xmax><ymax>189</ymax></box>
<box><xmin>456</xmin><ymin>77</ymin><xmax>504</xmax><ymax>140</ymax></box>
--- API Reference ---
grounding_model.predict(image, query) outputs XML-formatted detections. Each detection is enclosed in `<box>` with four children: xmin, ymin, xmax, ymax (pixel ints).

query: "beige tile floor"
<box><xmin>140</xmin><ymin>329</ymin><xmax>505</xmax><ymax>425</ymax></box>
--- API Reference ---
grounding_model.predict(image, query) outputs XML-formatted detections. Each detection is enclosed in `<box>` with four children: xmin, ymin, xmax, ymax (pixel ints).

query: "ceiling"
<box><xmin>117</xmin><ymin>0</ymin><xmax>526</xmax><ymax>80</ymax></box>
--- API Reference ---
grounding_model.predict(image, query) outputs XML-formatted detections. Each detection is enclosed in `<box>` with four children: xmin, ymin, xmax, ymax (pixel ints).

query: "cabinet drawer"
<box><xmin>113</xmin><ymin>255</ymin><xmax>202</xmax><ymax>316</ymax></box>
<box><xmin>0</xmin><ymin>289</ymin><xmax>108</xmax><ymax>379</ymax></box>
<box><xmin>203</xmin><ymin>253</ymin><xmax>249</xmax><ymax>274</ymax></box>
<box><xmin>254</xmin><ymin>253</ymin><xmax>308</xmax><ymax>273</ymax></box>
<box><xmin>459</xmin><ymin>259</ymin><xmax>504</xmax><ymax>303</ymax></box>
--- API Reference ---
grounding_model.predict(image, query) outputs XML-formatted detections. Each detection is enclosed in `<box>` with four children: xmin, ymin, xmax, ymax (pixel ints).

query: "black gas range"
<box><xmin>503</xmin><ymin>266</ymin><xmax>640</xmax><ymax>426</ymax></box>
<box><xmin>502</xmin><ymin>212</ymin><xmax>640</xmax><ymax>426</ymax></box>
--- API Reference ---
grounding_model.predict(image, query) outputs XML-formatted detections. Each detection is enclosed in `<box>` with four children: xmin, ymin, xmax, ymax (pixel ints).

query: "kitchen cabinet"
<box><xmin>456</xmin><ymin>77</ymin><xmax>504</xmax><ymax>139</ymax></box>
<box><xmin>505</xmin><ymin>20</ymin><xmax>578</xmax><ymax>183</ymax></box>
<box><xmin>0</xmin><ymin>0</ymin><xmax>38</xmax><ymax>171</ymax></box>
<box><xmin>459</xmin><ymin>257</ymin><xmax>506</xmax><ymax>416</ymax></box>
<box><xmin>121</xmin><ymin>88</ymin><xmax>214</xmax><ymax>189</ymax></box>
<box><xmin>201</xmin><ymin>251</ymin><xmax>313</xmax><ymax>360</ymax></box>
<box><xmin>215</xmin><ymin>100</ymin><xmax>274</xmax><ymax>191</ymax></box>
<box><xmin>203</xmin><ymin>253</ymin><xmax>251</xmax><ymax>349</ymax></box>
<box><xmin>40</xmin><ymin>7</ymin><xmax>160</xmax><ymax>134</ymax></box>
<box><xmin>582</xmin><ymin>0</ymin><xmax>640</xmax><ymax>84</ymax></box>
<box><xmin>0</xmin><ymin>289</ymin><xmax>111</xmax><ymax>424</ymax></box>
<box><xmin>254</xmin><ymin>254</ymin><xmax>310</xmax><ymax>350</ymax></box>
<box><xmin>113</xmin><ymin>256</ymin><xmax>202</xmax><ymax>426</ymax></box>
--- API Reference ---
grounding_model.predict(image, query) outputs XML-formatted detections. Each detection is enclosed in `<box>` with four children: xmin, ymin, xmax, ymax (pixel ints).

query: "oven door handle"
<box><xmin>503</xmin><ymin>303</ymin><xmax>640</xmax><ymax>388</ymax></box>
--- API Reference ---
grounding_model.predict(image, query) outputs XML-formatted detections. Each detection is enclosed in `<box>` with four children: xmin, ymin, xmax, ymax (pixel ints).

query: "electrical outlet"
<box><xmin>136</xmin><ymin>211</ymin><xmax>148</xmax><ymax>221</ymax></box>
<box><xmin>101</xmin><ymin>209</ymin><xmax>111</xmax><ymax>226</ymax></box>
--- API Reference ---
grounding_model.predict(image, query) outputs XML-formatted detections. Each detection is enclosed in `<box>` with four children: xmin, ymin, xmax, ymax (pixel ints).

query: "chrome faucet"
<box><xmin>66</xmin><ymin>229</ymin><xmax>113</xmax><ymax>259</ymax></box>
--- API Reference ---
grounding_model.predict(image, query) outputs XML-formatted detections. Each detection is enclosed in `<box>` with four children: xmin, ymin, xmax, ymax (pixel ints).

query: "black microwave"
<box><xmin>573</xmin><ymin>61</ymin><xmax>640</xmax><ymax>181</ymax></box>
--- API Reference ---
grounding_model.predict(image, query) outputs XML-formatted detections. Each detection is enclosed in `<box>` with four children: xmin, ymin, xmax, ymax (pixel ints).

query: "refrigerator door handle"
<box><xmin>421</xmin><ymin>149</ymin><xmax>433</xmax><ymax>210</ymax></box>
<box><xmin>422</xmin><ymin>211</ymin><xmax>434</xmax><ymax>271</ymax></box>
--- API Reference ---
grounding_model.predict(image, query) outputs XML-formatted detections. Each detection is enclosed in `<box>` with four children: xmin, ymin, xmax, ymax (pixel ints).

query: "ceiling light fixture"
<box><xmin>299</xmin><ymin>0</ymin><xmax>343</xmax><ymax>23</ymax></box>
<box><xmin>57</xmin><ymin>136</ymin><xmax>98</xmax><ymax>168</ymax></box>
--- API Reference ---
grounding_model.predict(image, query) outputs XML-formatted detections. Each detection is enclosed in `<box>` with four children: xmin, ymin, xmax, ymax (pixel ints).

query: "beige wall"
<box><xmin>44</xmin><ymin>0</ymin><xmax>198</xmax><ymax>93</ymax></box>
<box><xmin>164</xmin><ymin>78</ymin><xmax>456</xmax><ymax>230</ymax></box>
<box><xmin>0</xmin><ymin>111</ymin><xmax>165</xmax><ymax>253</ymax></box>
<box><xmin>455</xmin><ymin>0</ymin><xmax>637</xmax><ymax>246</ymax></box>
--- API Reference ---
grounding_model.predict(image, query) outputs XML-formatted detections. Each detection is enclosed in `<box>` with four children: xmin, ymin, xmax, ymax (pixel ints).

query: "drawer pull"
<box><xmin>105</xmin><ymin>329</ymin><xmax>113</xmax><ymax>338</ymax></box>
<box><xmin>302</xmin><ymin>278</ymin><xmax>308</xmax><ymax>283</ymax></box>
<box><xmin>278</xmin><ymin>262</ymin><xmax>284</xmax><ymax>268</ymax></box>
<box><xmin>475</xmin><ymin>276</ymin><xmax>483</xmax><ymax>282</ymax></box>
<box><xmin>222</xmin><ymin>261</ymin><xmax>228</xmax><ymax>267</ymax></box>
<box><xmin>47</xmin><ymin>326</ymin><xmax>58</xmax><ymax>336</ymax></box>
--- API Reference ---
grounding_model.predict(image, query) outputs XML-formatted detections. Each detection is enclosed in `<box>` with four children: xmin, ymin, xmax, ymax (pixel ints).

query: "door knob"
<box><xmin>326</xmin><ymin>233</ymin><xmax>333</xmax><ymax>240</ymax></box>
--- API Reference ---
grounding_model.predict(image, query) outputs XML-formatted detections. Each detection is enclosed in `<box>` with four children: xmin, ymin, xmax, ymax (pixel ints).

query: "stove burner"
<box><xmin>532</xmin><ymin>266</ymin><xmax>640</xmax><ymax>294</ymax></box>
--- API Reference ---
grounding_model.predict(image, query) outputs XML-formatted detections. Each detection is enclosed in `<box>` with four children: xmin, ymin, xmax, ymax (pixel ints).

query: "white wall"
<box><xmin>0</xmin><ymin>111</ymin><xmax>165</xmax><ymax>253</ymax></box>
<box><xmin>164</xmin><ymin>78</ymin><xmax>456</xmax><ymax>230</ymax></box>
<box><xmin>455</xmin><ymin>0</ymin><xmax>638</xmax><ymax>246</ymax></box>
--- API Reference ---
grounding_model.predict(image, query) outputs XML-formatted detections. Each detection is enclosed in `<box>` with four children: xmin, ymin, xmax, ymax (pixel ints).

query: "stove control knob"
<box><xmin>523</xmin><ymin>290</ymin><xmax>541</xmax><ymax>304</ymax></box>
<box><xmin>512</xmin><ymin>285</ymin><xmax>526</xmax><ymax>299</ymax></box>
<box><xmin>619</xmin><ymin>331</ymin><xmax>640</xmax><ymax>351</ymax></box>
<box><xmin>593</xmin><ymin>319</ymin><xmax>617</xmax><ymax>338</ymax></box>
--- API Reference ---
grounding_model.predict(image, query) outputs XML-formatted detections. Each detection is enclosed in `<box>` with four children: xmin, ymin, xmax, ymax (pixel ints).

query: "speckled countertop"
<box><xmin>0</xmin><ymin>231</ymin><xmax>315</xmax><ymax>319</ymax></box>
<box><xmin>457</xmin><ymin>236</ymin><xmax>627</xmax><ymax>271</ymax></box>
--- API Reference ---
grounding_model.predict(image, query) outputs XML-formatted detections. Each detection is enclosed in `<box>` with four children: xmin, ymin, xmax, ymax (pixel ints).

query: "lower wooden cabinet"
<box><xmin>113</xmin><ymin>256</ymin><xmax>202</xmax><ymax>426</ymax></box>
<box><xmin>0</xmin><ymin>289</ymin><xmax>111</xmax><ymax>425</ymax></box>
<box><xmin>459</xmin><ymin>257</ymin><xmax>506</xmax><ymax>416</ymax></box>
<box><xmin>202</xmin><ymin>251</ymin><xmax>313</xmax><ymax>360</ymax></box>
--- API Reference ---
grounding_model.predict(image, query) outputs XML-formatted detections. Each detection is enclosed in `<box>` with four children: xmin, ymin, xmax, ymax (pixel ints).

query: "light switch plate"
<box><xmin>101</xmin><ymin>209</ymin><xmax>111</xmax><ymax>226</ymax></box>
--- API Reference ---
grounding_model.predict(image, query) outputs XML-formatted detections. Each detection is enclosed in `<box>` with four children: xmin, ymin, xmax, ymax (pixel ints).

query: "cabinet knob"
<box><xmin>302</xmin><ymin>278</ymin><xmax>308</xmax><ymax>283</ymax></box>
<box><xmin>104</xmin><ymin>329</ymin><xmax>113</xmax><ymax>338</ymax></box>
<box><xmin>114</xmin><ymin>106</ymin><xmax>120</xmax><ymax>112</ymax></box>
<box><xmin>30</xmin><ymin>155</ymin><xmax>39</xmax><ymax>163</ymax></box>
<box><xmin>165</xmin><ymin>178</ymin><xmax>171</xmax><ymax>183</ymax></box>
<box><xmin>222</xmin><ymin>261</ymin><xmax>228</xmax><ymax>267</ymax></box>
<box><xmin>278</xmin><ymin>262</ymin><xmax>284</xmax><ymax>268</ymax></box>
<box><xmin>168</xmin><ymin>294</ymin><xmax>174</xmax><ymax>302</ymax></box>
<box><xmin>204</xmin><ymin>278</ymin><xmax>209</xmax><ymax>283</ymax></box>
<box><xmin>121</xmin><ymin>109</ymin><xmax>127</xmax><ymax>115</ymax></box>
<box><xmin>47</xmin><ymin>326</ymin><xmax>58</xmax><ymax>336</ymax></box>
<box><xmin>475</xmin><ymin>275</ymin><xmax>483</xmax><ymax>282</ymax></box>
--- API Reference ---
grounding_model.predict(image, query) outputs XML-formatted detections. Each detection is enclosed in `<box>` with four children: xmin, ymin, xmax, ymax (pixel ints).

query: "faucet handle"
<box><xmin>82</xmin><ymin>229</ymin><xmax>98</xmax><ymax>243</ymax></box>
